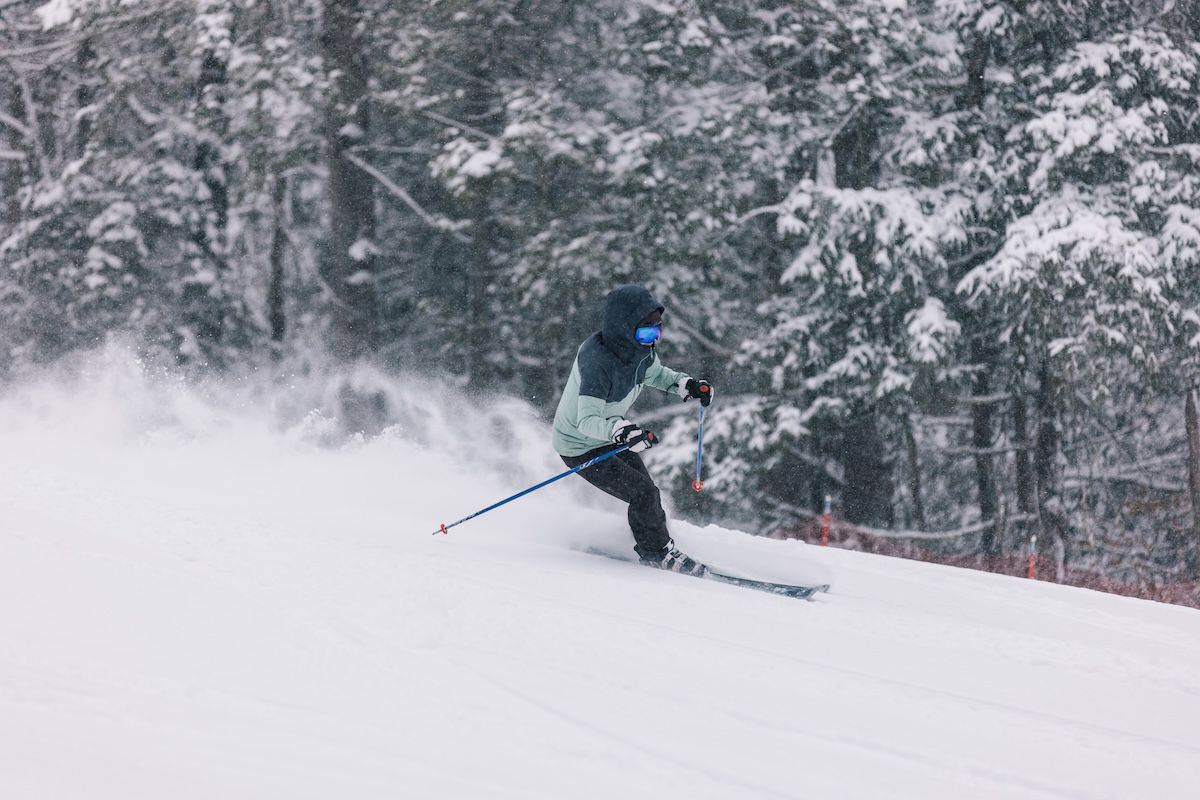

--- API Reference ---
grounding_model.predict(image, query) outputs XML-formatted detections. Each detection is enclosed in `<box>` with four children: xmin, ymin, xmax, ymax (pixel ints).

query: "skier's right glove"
<box><xmin>680</xmin><ymin>378</ymin><xmax>714</xmax><ymax>407</ymax></box>
<box><xmin>612</xmin><ymin>419</ymin><xmax>657</xmax><ymax>453</ymax></box>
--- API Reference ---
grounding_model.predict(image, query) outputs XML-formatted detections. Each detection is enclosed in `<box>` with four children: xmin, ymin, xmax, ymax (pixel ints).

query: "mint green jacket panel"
<box><xmin>552</xmin><ymin>351</ymin><xmax>689</xmax><ymax>457</ymax></box>
<box><xmin>643</xmin><ymin>356</ymin><xmax>686</xmax><ymax>394</ymax></box>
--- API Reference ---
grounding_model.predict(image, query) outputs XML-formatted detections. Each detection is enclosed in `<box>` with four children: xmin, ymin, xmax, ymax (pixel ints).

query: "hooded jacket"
<box><xmin>552</xmin><ymin>285</ymin><xmax>690</xmax><ymax>457</ymax></box>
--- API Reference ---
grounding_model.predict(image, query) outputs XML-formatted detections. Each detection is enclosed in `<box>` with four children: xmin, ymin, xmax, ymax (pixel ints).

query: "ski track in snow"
<box><xmin>2</xmin><ymin>356</ymin><xmax>1200</xmax><ymax>799</ymax></box>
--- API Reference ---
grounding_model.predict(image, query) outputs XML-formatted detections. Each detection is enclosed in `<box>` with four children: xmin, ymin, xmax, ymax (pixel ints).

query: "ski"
<box><xmin>704</xmin><ymin>569</ymin><xmax>829</xmax><ymax>600</ymax></box>
<box><xmin>584</xmin><ymin>547</ymin><xmax>829</xmax><ymax>601</ymax></box>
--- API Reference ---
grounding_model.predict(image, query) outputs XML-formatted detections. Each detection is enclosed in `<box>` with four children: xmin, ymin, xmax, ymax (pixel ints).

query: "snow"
<box><xmin>905</xmin><ymin>296</ymin><xmax>960</xmax><ymax>362</ymax></box>
<box><xmin>347</xmin><ymin>238</ymin><xmax>379</xmax><ymax>263</ymax></box>
<box><xmin>337</xmin><ymin>123</ymin><xmax>365</xmax><ymax>141</ymax></box>
<box><xmin>2</xmin><ymin>351</ymin><xmax>1199</xmax><ymax>799</ymax></box>
<box><xmin>34</xmin><ymin>0</ymin><xmax>75</xmax><ymax>30</ymax></box>
<box><xmin>432</xmin><ymin>139</ymin><xmax>510</xmax><ymax>194</ymax></box>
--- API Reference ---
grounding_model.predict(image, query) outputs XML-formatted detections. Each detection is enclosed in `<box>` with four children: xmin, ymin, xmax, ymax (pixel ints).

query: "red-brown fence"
<box><xmin>773</xmin><ymin>516</ymin><xmax>1200</xmax><ymax>610</ymax></box>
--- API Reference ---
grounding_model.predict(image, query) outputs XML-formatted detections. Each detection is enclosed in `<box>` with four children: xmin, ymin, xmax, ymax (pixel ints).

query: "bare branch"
<box><xmin>711</xmin><ymin>202</ymin><xmax>783</xmax><ymax>244</ymax></box>
<box><xmin>0</xmin><ymin>108</ymin><xmax>31</xmax><ymax>139</ymax></box>
<box><xmin>125</xmin><ymin>94</ymin><xmax>161</xmax><ymax>126</ymax></box>
<box><xmin>852</xmin><ymin>514</ymin><xmax>1037</xmax><ymax>541</ymax></box>
<box><xmin>942</xmin><ymin>443</ymin><xmax>1028</xmax><ymax>457</ymax></box>
<box><xmin>1063</xmin><ymin>473</ymin><xmax>1186</xmax><ymax>494</ymax></box>
<box><xmin>342</xmin><ymin>151</ymin><xmax>470</xmax><ymax>242</ymax></box>
<box><xmin>947</xmin><ymin>243</ymin><xmax>1000</xmax><ymax>269</ymax></box>
<box><xmin>914</xmin><ymin>414</ymin><xmax>973</xmax><ymax>427</ymax></box>
<box><xmin>961</xmin><ymin>392</ymin><xmax>1010</xmax><ymax>405</ymax></box>
<box><xmin>0</xmin><ymin>37</ymin><xmax>85</xmax><ymax>58</ymax></box>
<box><xmin>421</xmin><ymin>109</ymin><xmax>498</xmax><ymax>144</ymax></box>
<box><xmin>657</xmin><ymin>294</ymin><xmax>740</xmax><ymax>358</ymax></box>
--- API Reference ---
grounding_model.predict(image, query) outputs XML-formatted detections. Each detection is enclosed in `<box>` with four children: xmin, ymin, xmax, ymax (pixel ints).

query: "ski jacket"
<box><xmin>553</xmin><ymin>285</ymin><xmax>690</xmax><ymax>457</ymax></box>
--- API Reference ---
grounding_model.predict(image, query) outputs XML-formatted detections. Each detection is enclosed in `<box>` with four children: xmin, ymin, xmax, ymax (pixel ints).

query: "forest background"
<box><xmin>3</xmin><ymin>0</ymin><xmax>1200</xmax><ymax>602</ymax></box>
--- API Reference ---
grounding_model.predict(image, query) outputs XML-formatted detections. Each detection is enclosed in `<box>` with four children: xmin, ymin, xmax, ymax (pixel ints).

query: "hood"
<box><xmin>600</xmin><ymin>284</ymin><xmax>664</xmax><ymax>360</ymax></box>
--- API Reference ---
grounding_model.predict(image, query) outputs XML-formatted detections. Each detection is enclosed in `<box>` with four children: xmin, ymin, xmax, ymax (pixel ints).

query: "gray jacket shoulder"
<box><xmin>577</xmin><ymin>333</ymin><xmax>655</xmax><ymax>403</ymax></box>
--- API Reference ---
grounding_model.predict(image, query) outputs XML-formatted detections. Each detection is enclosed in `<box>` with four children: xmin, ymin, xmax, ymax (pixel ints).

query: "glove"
<box><xmin>611</xmin><ymin>419</ymin><xmax>657</xmax><ymax>453</ymax></box>
<box><xmin>676</xmin><ymin>377</ymin><xmax>714</xmax><ymax>408</ymax></box>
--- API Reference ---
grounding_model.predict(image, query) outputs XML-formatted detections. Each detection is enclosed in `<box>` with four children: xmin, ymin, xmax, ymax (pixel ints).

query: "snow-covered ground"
<box><xmin>2</xmin><ymin>351</ymin><xmax>1199</xmax><ymax>799</ymax></box>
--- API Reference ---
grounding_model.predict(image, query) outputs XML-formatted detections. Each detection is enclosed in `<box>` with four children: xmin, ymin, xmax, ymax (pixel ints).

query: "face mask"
<box><xmin>634</xmin><ymin>323</ymin><xmax>662</xmax><ymax>346</ymax></box>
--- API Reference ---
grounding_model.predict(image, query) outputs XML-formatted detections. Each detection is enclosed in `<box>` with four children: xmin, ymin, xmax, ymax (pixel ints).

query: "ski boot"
<box><xmin>637</xmin><ymin>541</ymin><xmax>708</xmax><ymax>577</ymax></box>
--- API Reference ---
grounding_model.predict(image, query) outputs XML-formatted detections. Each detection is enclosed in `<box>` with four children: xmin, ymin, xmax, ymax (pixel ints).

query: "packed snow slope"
<box><xmin>2</xmin><ymin>351</ymin><xmax>1199</xmax><ymax>800</ymax></box>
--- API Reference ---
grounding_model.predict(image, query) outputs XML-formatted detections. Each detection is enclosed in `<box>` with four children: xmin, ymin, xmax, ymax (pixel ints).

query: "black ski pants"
<box><xmin>562</xmin><ymin>445</ymin><xmax>671</xmax><ymax>558</ymax></box>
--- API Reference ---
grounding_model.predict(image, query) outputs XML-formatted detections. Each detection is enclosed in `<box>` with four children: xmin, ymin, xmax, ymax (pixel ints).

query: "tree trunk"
<box><xmin>964</xmin><ymin>33</ymin><xmax>990</xmax><ymax>110</ymax></box>
<box><xmin>958</xmin><ymin>26</ymin><xmax>1002</xmax><ymax>567</ymax></box>
<box><xmin>74</xmin><ymin>39</ymin><xmax>96</xmax><ymax>159</ymax></box>
<box><xmin>321</xmin><ymin>0</ymin><xmax>378</xmax><ymax>361</ymax></box>
<box><xmin>464</xmin><ymin>185</ymin><xmax>497</xmax><ymax>390</ymax></box>
<box><xmin>841</xmin><ymin>411</ymin><xmax>894</xmax><ymax>527</ymax></box>
<box><xmin>194</xmin><ymin>46</ymin><xmax>229</xmax><ymax>239</ymax></box>
<box><xmin>1013</xmin><ymin>386</ymin><xmax>1038</xmax><ymax>537</ymax></box>
<box><xmin>1034</xmin><ymin>358</ymin><xmax>1066</xmax><ymax>580</ymax></box>
<box><xmin>16</xmin><ymin>73</ymin><xmax>51</xmax><ymax>185</ymax></box>
<box><xmin>1</xmin><ymin>86</ymin><xmax>22</xmax><ymax>225</ymax></box>
<box><xmin>971</xmin><ymin>338</ymin><xmax>1000</xmax><ymax>568</ymax></box>
<box><xmin>903</xmin><ymin>414</ymin><xmax>927</xmax><ymax>531</ymax></box>
<box><xmin>1013</xmin><ymin>387</ymin><xmax>1038</xmax><ymax>576</ymax></box>
<box><xmin>832</xmin><ymin>108</ymin><xmax>892</xmax><ymax>527</ymax></box>
<box><xmin>268</xmin><ymin>175</ymin><xmax>287</xmax><ymax>353</ymax></box>
<box><xmin>183</xmin><ymin>18</ymin><xmax>232</xmax><ymax>355</ymax></box>
<box><xmin>1186</xmin><ymin>386</ymin><xmax>1200</xmax><ymax>579</ymax></box>
<box><xmin>458</xmin><ymin>57</ymin><xmax>502</xmax><ymax>391</ymax></box>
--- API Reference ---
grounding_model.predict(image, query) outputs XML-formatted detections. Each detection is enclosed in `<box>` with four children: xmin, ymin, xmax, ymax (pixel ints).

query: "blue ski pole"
<box><xmin>692</xmin><ymin>404</ymin><xmax>706</xmax><ymax>492</ymax></box>
<box><xmin>431</xmin><ymin>443</ymin><xmax>633</xmax><ymax>535</ymax></box>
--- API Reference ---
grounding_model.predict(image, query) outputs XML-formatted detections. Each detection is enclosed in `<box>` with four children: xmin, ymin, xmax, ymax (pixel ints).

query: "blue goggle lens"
<box><xmin>635</xmin><ymin>323</ymin><xmax>662</xmax><ymax>345</ymax></box>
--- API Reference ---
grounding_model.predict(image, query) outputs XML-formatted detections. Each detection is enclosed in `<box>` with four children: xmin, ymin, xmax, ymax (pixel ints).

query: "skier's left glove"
<box><xmin>675</xmin><ymin>377</ymin><xmax>714</xmax><ymax>407</ymax></box>
<box><xmin>612</xmin><ymin>419</ymin><xmax>657</xmax><ymax>453</ymax></box>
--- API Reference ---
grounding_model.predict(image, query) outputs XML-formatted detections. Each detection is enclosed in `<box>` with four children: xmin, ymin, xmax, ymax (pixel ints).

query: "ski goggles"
<box><xmin>634</xmin><ymin>323</ymin><xmax>662</xmax><ymax>346</ymax></box>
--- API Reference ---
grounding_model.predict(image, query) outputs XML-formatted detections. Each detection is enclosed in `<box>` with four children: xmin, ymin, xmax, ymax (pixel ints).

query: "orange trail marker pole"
<box><xmin>821</xmin><ymin>495</ymin><xmax>831</xmax><ymax>546</ymax></box>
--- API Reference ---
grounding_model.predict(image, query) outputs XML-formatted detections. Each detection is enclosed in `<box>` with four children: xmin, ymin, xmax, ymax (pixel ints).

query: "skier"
<box><xmin>553</xmin><ymin>284</ymin><xmax>714</xmax><ymax>575</ymax></box>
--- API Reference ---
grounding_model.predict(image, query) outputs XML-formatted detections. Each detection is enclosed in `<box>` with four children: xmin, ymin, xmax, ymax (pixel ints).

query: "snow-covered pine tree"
<box><xmin>956</xmin><ymin>4</ymin><xmax>1200</xmax><ymax>577</ymax></box>
<box><xmin>678</xmin><ymin>1</ymin><xmax>962</xmax><ymax>530</ymax></box>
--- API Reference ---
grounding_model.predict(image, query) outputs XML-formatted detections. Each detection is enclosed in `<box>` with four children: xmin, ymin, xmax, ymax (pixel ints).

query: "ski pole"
<box><xmin>692</xmin><ymin>404</ymin><xmax>706</xmax><ymax>492</ymax></box>
<box><xmin>431</xmin><ymin>444</ymin><xmax>633</xmax><ymax>535</ymax></box>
